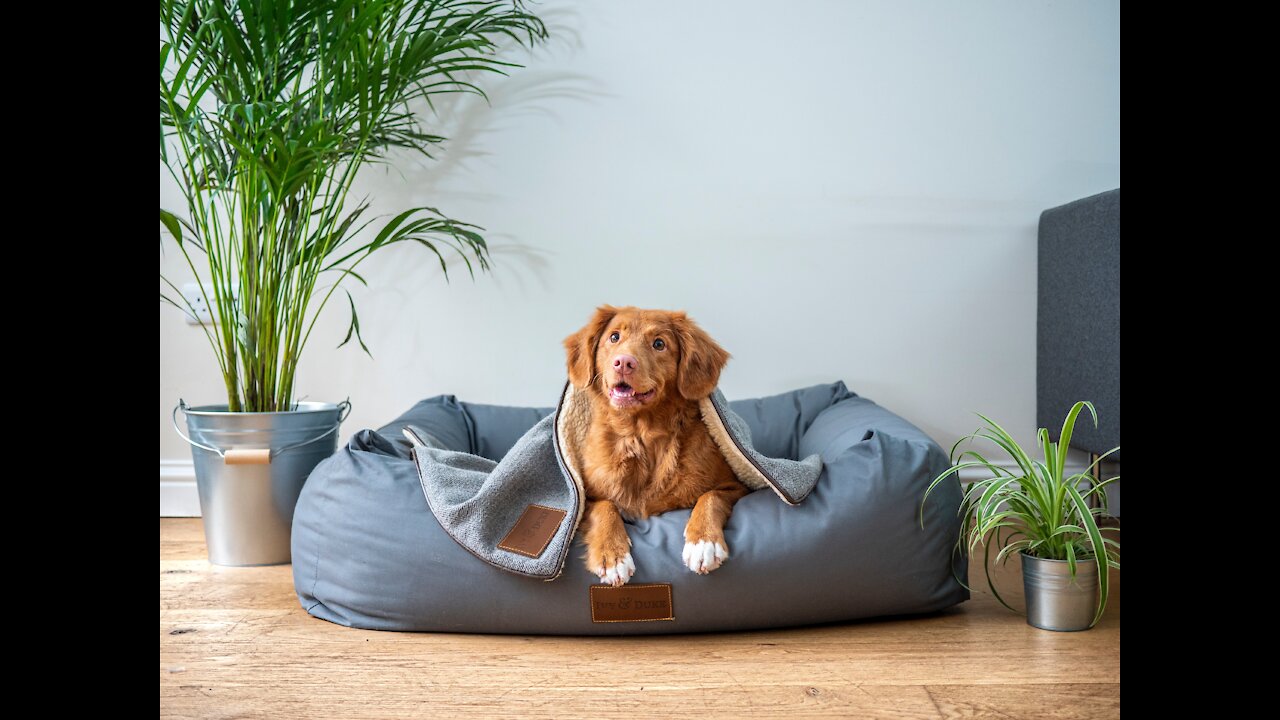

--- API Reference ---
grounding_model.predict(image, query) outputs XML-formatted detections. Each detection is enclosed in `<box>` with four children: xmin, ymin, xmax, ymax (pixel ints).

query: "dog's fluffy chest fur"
<box><xmin>581</xmin><ymin>398</ymin><xmax>737</xmax><ymax>519</ymax></box>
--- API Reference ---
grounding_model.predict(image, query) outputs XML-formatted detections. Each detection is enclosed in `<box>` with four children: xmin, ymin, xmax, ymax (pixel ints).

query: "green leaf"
<box><xmin>982</xmin><ymin>534</ymin><xmax>1017</xmax><ymax>614</ymax></box>
<box><xmin>338</xmin><ymin>290</ymin><xmax>372</xmax><ymax>357</ymax></box>
<box><xmin>920</xmin><ymin>461</ymin><xmax>993</xmax><ymax>526</ymax></box>
<box><xmin>159</xmin><ymin>208</ymin><xmax>184</xmax><ymax>244</ymax></box>
<box><xmin>1065</xmin><ymin>482</ymin><xmax>1110</xmax><ymax>627</ymax></box>
<box><xmin>1056</xmin><ymin>401</ymin><xmax>1097</xmax><ymax>477</ymax></box>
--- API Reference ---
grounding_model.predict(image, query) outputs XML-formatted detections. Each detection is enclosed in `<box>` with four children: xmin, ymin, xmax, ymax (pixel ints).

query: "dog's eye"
<box><xmin>653</xmin><ymin>338</ymin><xmax>666</xmax><ymax>351</ymax></box>
<box><xmin>609</xmin><ymin>331</ymin><xmax>620</xmax><ymax>343</ymax></box>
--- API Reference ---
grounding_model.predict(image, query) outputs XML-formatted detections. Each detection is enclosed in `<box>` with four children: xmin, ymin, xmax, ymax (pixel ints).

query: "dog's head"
<box><xmin>564</xmin><ymin>305</ymin><xmax>730</xmax><ymax>411</ymax></box>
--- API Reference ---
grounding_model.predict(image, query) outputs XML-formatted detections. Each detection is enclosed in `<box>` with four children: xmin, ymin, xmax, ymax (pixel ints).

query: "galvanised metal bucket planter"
<box><xmin>174</xmin><ymin>400</ymin><xmax>350</xmax><ymax>566</ymax></box>
<box><xmin>1022</xmin><ymin>553</ymin><xmax>1099</xmax><ymax>631</ymax></box>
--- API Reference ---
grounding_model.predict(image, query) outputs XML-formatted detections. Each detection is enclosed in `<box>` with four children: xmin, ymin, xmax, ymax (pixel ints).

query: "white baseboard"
<box><xmin>159</xmin><ymin>459</ymin><xmax>1119</xmax><ymax>517</ymax></box>
<box><xmin>160</xmin><ymin>460</ymin><xmax>201</xmax><ymax>517</ymax></box>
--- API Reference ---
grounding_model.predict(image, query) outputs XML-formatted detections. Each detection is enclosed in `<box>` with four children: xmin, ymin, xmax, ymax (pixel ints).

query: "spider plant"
<box><xmin>923</xmin><ymin>401</ymin><xmax>1120</xmax><ymax>627</ymax></box>
<box><xmin>159</xmin><ymin>0</ymin><xmax>547</xmax><ymax>411</ymax></box>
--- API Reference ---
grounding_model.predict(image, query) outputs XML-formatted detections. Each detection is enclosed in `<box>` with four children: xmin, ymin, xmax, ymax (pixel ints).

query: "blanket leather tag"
<box><xmin>497</xmin><ymin>504</ymin><xmax>567</xmax><ymax>558</ymax></box>
<box><xmin>590</xmin><ymin>584</ymin><xmax>675</xmax><ymax>623</ymax></box>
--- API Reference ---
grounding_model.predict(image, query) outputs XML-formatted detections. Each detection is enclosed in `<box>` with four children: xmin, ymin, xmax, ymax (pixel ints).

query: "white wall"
<box><xmin>160</xmin><ymin>0</ymin><xmax>1120</xmax><ymax>466</ymax></box>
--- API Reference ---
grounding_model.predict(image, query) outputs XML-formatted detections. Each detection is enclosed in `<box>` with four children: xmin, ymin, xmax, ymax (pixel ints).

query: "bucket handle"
<box><xmin>172</xmin><ymin>399</ymin><xmax>352</xmax><ymax>463</ymax></box>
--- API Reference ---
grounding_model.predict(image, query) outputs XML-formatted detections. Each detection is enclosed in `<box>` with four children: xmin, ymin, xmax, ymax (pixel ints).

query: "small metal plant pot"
<box><xmin>174</xmin><ymin>400</ymin><xmax>350</xmax><ymax>566</ymax></box>
<box><xmin>1022</xmin><ymin>553</ymin><xmax>1099</xmax><ymax>631</ymax></box>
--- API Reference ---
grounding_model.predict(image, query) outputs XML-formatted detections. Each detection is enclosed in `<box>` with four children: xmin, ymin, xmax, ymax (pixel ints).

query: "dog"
<box><xmin>563</xmin><ymin>305</ymin><xmax>750</xmax><ymax>586</ymax></box>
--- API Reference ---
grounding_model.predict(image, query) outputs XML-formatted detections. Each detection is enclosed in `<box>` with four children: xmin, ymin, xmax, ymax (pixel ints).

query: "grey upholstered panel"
<box><xmin>1038</xmin><ymin>188</ymin><xmax>1121</xmax><ymax>459</ymax></box>
<box><xmin>294</xmin><ymin>382</ymin><xmax>968</xmax><ymax>634</ymax></box>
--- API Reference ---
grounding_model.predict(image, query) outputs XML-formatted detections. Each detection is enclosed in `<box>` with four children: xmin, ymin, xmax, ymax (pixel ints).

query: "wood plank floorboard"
<box><xmin>160</xmin><ymin>518</ymin><xmax>1120</xmax><ymax>719</ymax></box>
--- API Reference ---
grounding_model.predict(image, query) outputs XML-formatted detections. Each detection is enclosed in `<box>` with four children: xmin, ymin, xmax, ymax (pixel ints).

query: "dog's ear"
<box><xmin>564</xmin><ymin>305</ymin><xmax>618</xmax><ymax>388</ymax></box>
<box><xmin>673</xmin><ymin>313</ymin><xmax>730</xmax><ymax>400</ymax></box>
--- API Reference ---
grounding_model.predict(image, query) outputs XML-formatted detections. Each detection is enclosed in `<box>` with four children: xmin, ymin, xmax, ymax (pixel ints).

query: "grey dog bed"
<box><xmin>292</xmin><ymin>382</ymin><xmax>968</xmax><ymax>634</ymax></box>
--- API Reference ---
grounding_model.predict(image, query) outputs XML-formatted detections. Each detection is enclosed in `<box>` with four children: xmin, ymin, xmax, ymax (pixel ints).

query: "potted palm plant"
<box><xmin>160</xmin><ymin>0</ymin><xmax>546</xmax><ymax>565</ymax></box>
<box><xmin>924</xmin><ymin>401</ymin><xmax>1120</xmax><ymax>630</ymax></box>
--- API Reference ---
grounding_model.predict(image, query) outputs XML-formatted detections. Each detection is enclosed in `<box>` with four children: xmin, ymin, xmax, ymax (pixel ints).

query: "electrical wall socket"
<box><xmin>181</xmin><ymin>283</ymin><xmax>237</xmax><ymax>326</ymax></box>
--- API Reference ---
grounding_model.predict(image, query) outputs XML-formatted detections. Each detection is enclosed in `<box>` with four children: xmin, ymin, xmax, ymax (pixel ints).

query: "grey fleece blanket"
<box><xmin>407</xmin><ymin>381</ymin><xmax>824</xmax><ymax>580</ymax></box>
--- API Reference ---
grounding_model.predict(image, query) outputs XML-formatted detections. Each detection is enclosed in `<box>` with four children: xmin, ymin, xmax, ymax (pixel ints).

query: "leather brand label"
<box><xmin>497</xmin><ymin>504</ymin><xmax>566</xmax><ymax>558</ymax></box>
<box><xmin>590</xmin><ymin>584</ymin><xmax>675</xmax><ymax>623</ymax></box>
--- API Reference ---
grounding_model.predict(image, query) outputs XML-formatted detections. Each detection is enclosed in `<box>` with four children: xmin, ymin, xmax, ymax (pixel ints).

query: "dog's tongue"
<box><xmin>611</xmin><ymin>383</ymin><xmax>635</xmax><ymax>398</ymax></box>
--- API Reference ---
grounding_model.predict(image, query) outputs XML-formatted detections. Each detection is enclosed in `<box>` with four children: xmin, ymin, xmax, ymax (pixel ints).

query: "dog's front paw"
<box><xmin>682</xmin><ymin>537</ymin><xmax>729</xmax><ymax>575</ymax></box>
<box><xmin>588</xmin><ymin>550</ymin><xmax>635</xmax><ymax>587</ymax></box>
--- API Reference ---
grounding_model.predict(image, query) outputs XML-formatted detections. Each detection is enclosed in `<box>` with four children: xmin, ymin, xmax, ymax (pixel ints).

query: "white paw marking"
<box><xmin>682</xmin><ymin>539</ymin><xmax>728</xmax><ymax>574</ymax></box>
<box><xmin>595</xmin><ymin>552</ymin><xmax>635</xmax><ymax>586</ymax></box>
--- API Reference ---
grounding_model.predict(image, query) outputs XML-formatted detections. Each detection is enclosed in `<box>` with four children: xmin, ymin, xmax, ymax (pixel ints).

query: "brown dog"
<box><xmin>563</xmin><ymin>305</ymin><xmax>750</xmax><ymax>586</ymax></box>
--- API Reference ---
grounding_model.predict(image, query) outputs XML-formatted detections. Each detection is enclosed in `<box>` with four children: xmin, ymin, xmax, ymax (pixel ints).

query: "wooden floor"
<box><xmin>160</xmin><ymin>519</ymin><xmax>1119</xmax><ymax>719</ymax></box>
